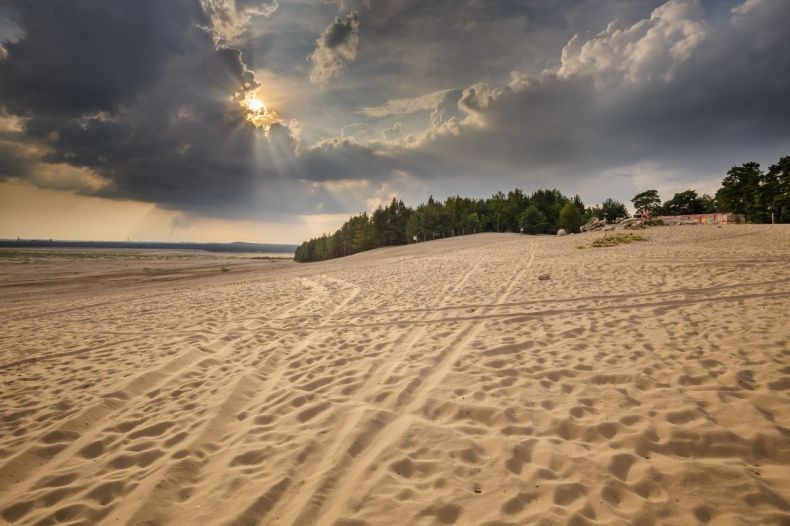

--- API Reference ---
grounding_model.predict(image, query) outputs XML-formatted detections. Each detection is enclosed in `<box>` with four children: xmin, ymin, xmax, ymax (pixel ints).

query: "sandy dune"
<box><xmin>1</xmin><ymin>225</ymin><xmax>789</xmax><ymax>525</ymax></box>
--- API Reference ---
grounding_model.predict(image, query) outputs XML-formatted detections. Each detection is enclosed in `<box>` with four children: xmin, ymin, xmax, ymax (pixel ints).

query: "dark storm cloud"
<box><xmin>0</xmin><ymin>0</ymin><xmax>259</xmax><ymax>212</ymax></box>
<box><xmin>0</xmin><ymin>1</ymin><xmax>196</xmax><ymax>117</ymax></box>
<box><xmin>0</xmin><ymin>140</ymin><xmax>33</xmax><ymax>180</ymax></box>
<box><xmin>0</xmin><ymin>0</ymin><xmax>391</xmax><ymax>217</ymax></box>
<box><xmin>0</xmin><ymin>0</ymin><xmax>788</xmax><ymax>221</ymax></box>
<box><xmin>308</xmin><ymin>10</ymin><xmax>360</xmax><ymax>84</ymax></box>
<box><xmin>507</xmin><ymin>1</ymin><xmax>786</xmax><ymax>164</ymax></box>
<box><xmin>240</xmin><ymin>0</ymin><xmax>787</xmax><ymax>202</ymax></box>
<box><xmin>355</xmin><ymin>0</ymin><xmax>790</xmax><ymax>203</ymax></box>
<box><xmin>332</xmin><ymin>0</ymin><xmax>666</xmax><ymax>96</ymax></box>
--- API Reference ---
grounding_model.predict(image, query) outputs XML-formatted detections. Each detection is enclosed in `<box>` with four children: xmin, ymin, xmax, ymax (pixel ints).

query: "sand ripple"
<box><xmin>1</xmin><ymin>225</ymin><xmax>789</xmax><ymax>525</ymax></box>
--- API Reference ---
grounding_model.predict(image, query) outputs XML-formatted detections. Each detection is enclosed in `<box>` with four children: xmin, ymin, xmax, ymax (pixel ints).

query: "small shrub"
<box><xmin>590</xmin><ymin>233</ymin><xmax>647</xmax><ymax>248</ymax></box>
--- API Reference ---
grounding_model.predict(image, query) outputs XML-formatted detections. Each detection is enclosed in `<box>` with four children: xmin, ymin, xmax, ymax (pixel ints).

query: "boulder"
<box><xmin>557</xmin><ymin>229</ymin><xmax>567</xmax><ymax>236</ymax></box>
<box><xmin>616</xmin><ymin>217</ymin><xmax>645</xmax><ymax>230</ymax></box>
<box><xmin>581</xmin><ymin>219</ymin><xmax>607</xmax><ymax>232</ymax></box>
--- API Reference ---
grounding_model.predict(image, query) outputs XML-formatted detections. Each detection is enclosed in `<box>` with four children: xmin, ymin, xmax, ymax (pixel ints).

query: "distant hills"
<box><xmin>0</xmin><ymin>239</ymin><xmax>297</xmax><ymax>254</ymax></box>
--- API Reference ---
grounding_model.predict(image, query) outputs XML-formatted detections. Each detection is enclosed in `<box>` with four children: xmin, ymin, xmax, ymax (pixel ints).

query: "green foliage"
<box><xmin>372</xmin><ymin>197</ymin><xmax>412</xmax><ymax>245</ymax></box>
<box><xmin>519</xmin><ymin>205</ymin><xmax>547</xmax><ymax>234</ymax></box>
<box><xmin>716</xmin><ymin>158</ymin><xmax>790</xmax><ymax>223</ymax></box>
<box><xmin>489</xmin><ymin>191</ymin><xmax>508</xmax><ymax>232</ymax></box>
<box><xmin>699</xmin><ymin>193</ymin><xmax>717</xmax><ymax>213</ymax></box>
<box><xmin>762</xmin><ymin>156</ymin><xmax>790</xmax><ymax>223</ymax></box>
<box><xmin>292</xmin><ymin>189</ymin><xmax>669</xmax><ymax>262</ymax></box>
<box><xmin>716</xmin><ymin>162</ymin><xmax>763</xmax><ymax>221</ymax></box>
<box><xmin>582</xmin><ymin>205</ymin><xmax>601</xmax><ymax>224</ymax></box>
<box><xmin>558</xmin><ymin>202</ymin><xmax>583</xmax><ymax>233</ymax></box>
<box><xmin>528</xmin><ymin>189</ymin><xmax>569</xmax><ymax>233</ymax></box>
<box><xmin>465</xmin><ymin>212</ymin><xmax>481</xmax><ymax>234</ymax></box>
<box><xmin>631</xmin><ymin>189</ymin><xmax>661</xmax><ymax>216</ymax></box>
<box><xmin>572</xmin><ymin>194</ymin><xmax>585</xmax><ymax>215</ymax></box>
<box><xmin>660</xmin><ymin>189</ymin><xmax>707</xmax><ymax>215</ymax></box>
<box><xmin>296</xmin><ymin>187</ymin><xmax>581</xmax><ymax>261</ymax></box>
<box><xmin>633</xmin><ymin>158</ymin><xmax>790</xmax><ymax>222</ymax></box>
<box><xmin>600</xmin><ymin>198</ymin><xmax>628</xmax><ymax>223</ymax></box>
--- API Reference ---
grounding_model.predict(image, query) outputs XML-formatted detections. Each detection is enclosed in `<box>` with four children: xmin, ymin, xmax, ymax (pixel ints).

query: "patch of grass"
<box><xmin>590</xmin><ymin>233</ymin><xmax>647</xmax><ymax>248</ymax></box>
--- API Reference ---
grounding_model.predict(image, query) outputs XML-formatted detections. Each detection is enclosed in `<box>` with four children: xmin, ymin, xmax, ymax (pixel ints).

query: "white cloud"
<box><xmin>199</xmin><ymin>0</ymin><xmax>279</xmax><ymax>42</ymax></box>
<box><xmin>557</xmin><ymin>0</ymin><xmax>707</xmax><ymax>84</ymax></box>
<box><xmin>382</xmin><ymin>122</ymin><xmax>402</xmax><ymax>141</ymax></box>
<box><xmin>341</xmin><ymin>122</ymin><xmax>373</xmax><ymax>140</ymax></box>
<box><xmin>357</xmin><ymin>89</ymin><xmax>456</xmax><ymax>118</ymax></box>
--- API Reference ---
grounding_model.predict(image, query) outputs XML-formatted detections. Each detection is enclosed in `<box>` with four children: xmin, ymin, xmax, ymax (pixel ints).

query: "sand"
<box><xmin>1</xmin><ymin>225</ymin><xmax>789</xmax><ymax>526</ymax></box>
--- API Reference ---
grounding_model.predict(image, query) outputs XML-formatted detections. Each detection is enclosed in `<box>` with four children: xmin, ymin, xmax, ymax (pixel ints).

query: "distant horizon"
<box><xmin>0</xmin><ymin>238</ymin><xmax>298</xmax><ymax>254</ymax></box>
<box><xmin>0</xmin><ymin>237</ymin><xmax>297</xmax><ymax>246</ymax></box>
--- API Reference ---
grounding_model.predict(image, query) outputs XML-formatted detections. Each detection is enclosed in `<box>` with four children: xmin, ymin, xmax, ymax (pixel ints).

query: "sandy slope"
<box><xmin>1</xmin><ymin>225</ymin><xmax>789</xmax><ymax>526</ymax></box>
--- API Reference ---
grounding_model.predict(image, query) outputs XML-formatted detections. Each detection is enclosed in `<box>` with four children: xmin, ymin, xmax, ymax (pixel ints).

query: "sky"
<box><xmin>0</xmin><ymin>0</ymin><xmax>788</xmax><ymax>243</ymax></box>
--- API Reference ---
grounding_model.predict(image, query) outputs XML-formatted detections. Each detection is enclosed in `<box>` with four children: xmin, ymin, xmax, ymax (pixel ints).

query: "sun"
<box><xmin>236</xmin><ymin>90</ymin><xmax>281</xmax><ymax>130</ymax></box>
<box><xmin>247</xmin><ymin>98</ymin><xmax>264</xmax><ymax>112</ymax></box>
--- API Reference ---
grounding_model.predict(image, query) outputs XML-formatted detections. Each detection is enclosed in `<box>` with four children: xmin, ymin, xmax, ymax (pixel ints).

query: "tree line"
<box><xmin>632</xmin><ymin>157</ymin><xmax>790</xmax><ymax>222</ymax></box>
<box><xmin>295</xmin><ymin>156</ymin><xmax>789</xmax><ymax>262</ymax></box>
<box><xmin>295</xmin><ymin>189</ymin><xmax>619</xmax><ymax>262</ymax></box>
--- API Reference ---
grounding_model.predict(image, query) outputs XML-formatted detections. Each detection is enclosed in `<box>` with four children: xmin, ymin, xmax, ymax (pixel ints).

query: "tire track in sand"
<box><xmin>0</xmin><ymin>277</ymin><xmax>326</xmax><ymax>519</ymax></box>
<box><xmin>279</xmin><ymin>246</ymin><xmax>534</xmax><ymax>525</ymax></box>
<box><xmin>86</xmin><ymin>276</ymin><xmax>338</xmax><ymax>525</ymax></box>
<box><xmin>260</xmin><ymin>256</ymin><xmax>489</xmax><ymax>525</ymax></box>
<box><xmin>107</xmin><ymin>273</ymin><xmax>362</xmax><ymax>525</ymax></box>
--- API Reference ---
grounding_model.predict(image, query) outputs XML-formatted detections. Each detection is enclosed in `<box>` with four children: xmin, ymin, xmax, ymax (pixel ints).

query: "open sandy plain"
<box><xmin>1</xmin><ymin>225</ymin><xmax>789</xmax><ymax>525</ymax></box>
